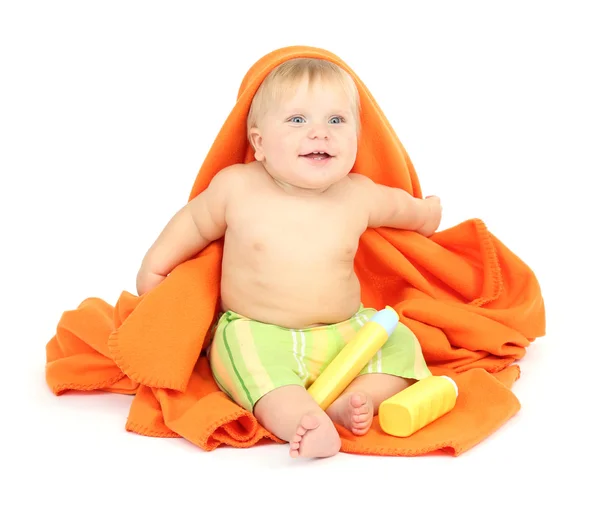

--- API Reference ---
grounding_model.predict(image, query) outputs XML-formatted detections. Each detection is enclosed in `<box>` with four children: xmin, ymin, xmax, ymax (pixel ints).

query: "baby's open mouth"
<box><xmin>301</xmin><ymin>151</ymin><xmax>331</xmax><ymax>160</ymax></box>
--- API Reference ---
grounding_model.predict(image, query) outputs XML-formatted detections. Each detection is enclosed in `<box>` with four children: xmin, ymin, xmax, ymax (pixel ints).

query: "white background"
<box><xmin>2</xmin><ymin>1</ymin><xmax>598</xmax><ymax>509</ymax></box>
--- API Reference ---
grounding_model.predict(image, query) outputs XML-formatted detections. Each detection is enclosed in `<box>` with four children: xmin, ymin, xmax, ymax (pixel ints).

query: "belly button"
<box><xmin>253</xmin><ymin>242</ymin><xmax>264</xmax><ymax>251</ymax></box>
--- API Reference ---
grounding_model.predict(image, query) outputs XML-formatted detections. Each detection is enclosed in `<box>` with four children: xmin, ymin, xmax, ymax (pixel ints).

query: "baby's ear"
<box><xmin>248</xmin><ymin>127</ymin><xmax>264</xmax><ymax>161</ymax></box>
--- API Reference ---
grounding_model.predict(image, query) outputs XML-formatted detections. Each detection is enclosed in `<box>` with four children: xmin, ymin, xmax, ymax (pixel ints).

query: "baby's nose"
<box><xmin>308</xmin><ymin>124</ymin><xmax>330</xmax><ymax>139</ymax></box>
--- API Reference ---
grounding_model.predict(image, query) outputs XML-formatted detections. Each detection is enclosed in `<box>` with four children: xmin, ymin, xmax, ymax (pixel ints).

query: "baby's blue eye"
<box><xmin>290</xmin><ymin>116</ymin><xmax>305</xmax><ymax>123</ymax></box>
<box><xmin>329</xmin><ymin>116</ymin><xmax>344</xmax><ymax>124</ymax></box>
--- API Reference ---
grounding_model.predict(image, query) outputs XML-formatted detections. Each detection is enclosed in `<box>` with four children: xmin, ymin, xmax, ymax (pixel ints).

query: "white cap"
<box><xmin>439</xmin><ymin>375</ymin><xmax>458</xmax><ymax>396</ymax></box>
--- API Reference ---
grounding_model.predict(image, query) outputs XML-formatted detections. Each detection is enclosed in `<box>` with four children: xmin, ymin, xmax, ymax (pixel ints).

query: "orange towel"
<box><xmin>45</xmin><ymin>45</ymin><xmax>545</xmax><ymax>456</ymax></box>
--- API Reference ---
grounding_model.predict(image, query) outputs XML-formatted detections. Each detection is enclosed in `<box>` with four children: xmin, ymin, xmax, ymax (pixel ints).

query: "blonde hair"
<box><xmin>247</xmin><ymin>58</ymin><xmax>361</xmax><ymax>141</ymax></box>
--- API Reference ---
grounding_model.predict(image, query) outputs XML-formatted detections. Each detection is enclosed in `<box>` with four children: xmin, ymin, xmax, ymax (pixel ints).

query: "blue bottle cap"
<box><xmin>370</xmin><ymin>307</ymin><xmax>399</xmax><ymax>337</ymax></box>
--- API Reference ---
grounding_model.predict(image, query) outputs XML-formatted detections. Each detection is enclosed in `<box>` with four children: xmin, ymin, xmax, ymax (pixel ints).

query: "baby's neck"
<box><xmin>271</xmin><ymin>177</ymin><xmax>331</xmax><ymax>197</ymax></box>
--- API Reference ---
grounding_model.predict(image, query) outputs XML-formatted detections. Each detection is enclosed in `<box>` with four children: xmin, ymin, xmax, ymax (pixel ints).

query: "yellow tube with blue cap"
<box><xmin>307</xmin><ymin>306</ymin><xmax>399</xmax><ymax>410</ymax></box>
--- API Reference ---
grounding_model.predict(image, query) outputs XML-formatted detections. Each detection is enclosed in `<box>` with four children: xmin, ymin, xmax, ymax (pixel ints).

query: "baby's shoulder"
<box><xmin>211</xmin><ymin>163</ymin><xmax>245</xmax><ymax>184</ymax></box>
<box><xmin>210</xmin><ymin>161</ymin><xmax>263</xmax><ymax>187</ymax></box>
<box><xmin>205</xmin><ymin>163</ymin><xmax>253</xmax><ymax>199</ymax></box>
<box><xmin>341</xmin><ymin>173</ymin><xmax>378</xmax><ymax>201</ymax></box>
<box><xmin>346</xmin><ymin>173</ymin><xmax>375</xmax><ymax>188</ymax></box>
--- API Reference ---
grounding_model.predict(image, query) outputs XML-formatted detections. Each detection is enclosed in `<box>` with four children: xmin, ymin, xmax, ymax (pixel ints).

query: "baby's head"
<box><xmin>247</xmin><ymin>58</ymin><xmax>361</xmax><ymax>192</ymax></box>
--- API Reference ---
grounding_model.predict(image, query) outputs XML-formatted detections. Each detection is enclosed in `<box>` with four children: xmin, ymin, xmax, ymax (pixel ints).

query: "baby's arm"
<box><xmin>350</xmin><ymin>174</ymin><xmax>441</xmax><ymax>236</ymax></box>
<box><xmin>135</xmin><ymin>167</ymin><xmax>235</xmax><ymax>295</ymax></box>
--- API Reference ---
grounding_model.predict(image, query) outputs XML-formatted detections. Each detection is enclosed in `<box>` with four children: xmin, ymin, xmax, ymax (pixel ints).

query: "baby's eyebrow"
<box><xmin>282</xmin><ymin>108</ymin><xmax>352</xmax><ymax>117</ymax></box>
<box><xmin>282</xmin><ymin>108</ymin><xmax>306</xmax><ymax>116</ymax></box>
<box><xmin>331</xmin><ymin>110</ymin><xmax>353</xmax><ymax>117</ymax></box>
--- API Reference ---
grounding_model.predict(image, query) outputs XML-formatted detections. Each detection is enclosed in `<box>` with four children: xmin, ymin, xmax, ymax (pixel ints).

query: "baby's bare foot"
<box><xmin>289</xmin><ymin>414</ymin><xmax>341</xmax><ymax>458</ymax></box>
<box><xmin>328</xmin><ymin>392</ymin><xmax>374</xmax><ymax>436</ymax></box>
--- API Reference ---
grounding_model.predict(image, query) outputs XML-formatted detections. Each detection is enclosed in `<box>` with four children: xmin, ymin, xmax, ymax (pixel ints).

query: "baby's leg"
<box><xmin>253</xmin><ymin>384</ymin><xmax>341</xmax><ymax>459</ymax></box>
<box><xmin>326</xmin><ymin>315</ymin><xmax>431</xmax><ymax>435</ymax></box>
<box><xmin>326</xmin><ymin>374</ymin><xmax>412</xmax><ymax>435</ymax></box>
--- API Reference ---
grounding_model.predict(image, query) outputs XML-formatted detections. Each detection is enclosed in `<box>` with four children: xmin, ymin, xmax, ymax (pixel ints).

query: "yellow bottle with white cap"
<box><xmin>308</xmin><ymin>306</ymin><xmax>399</xmax><ymax>410</ymax></box>
<box><xmin>379</xmin><ymin>375</ymin><xmax>458</xmax><ymax>437</ymax></box>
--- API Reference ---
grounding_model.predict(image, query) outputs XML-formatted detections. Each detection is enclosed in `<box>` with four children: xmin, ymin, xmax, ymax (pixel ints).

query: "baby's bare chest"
<box><xmin>227</xmin><ymin>195</ymin><xmax>366</xmax><ymax>260</ymax></box>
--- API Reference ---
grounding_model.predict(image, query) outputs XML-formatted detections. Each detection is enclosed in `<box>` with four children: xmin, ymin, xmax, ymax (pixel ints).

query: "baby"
<box><xmin>136</xmin><ymin>58</ymin><xmax>441</xmax><ymax>458</ymax></box>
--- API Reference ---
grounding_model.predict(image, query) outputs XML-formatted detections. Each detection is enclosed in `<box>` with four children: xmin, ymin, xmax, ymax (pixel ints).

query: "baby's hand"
<box><xmin>416</xmin><ymin>195</ymin><xmax>442</xmax><ymax>237</ymax></box>
<box><xmin>136</xmin><ymin>269</ymin><xmax>167</xmax><ymax>296</ymax></box>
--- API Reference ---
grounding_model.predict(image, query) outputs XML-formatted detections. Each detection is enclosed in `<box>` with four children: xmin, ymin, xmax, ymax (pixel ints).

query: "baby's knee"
<box><xmin>253</xmin><ymin>384</ymin><xmax>325</xmax><ymax>420</ymax></box>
